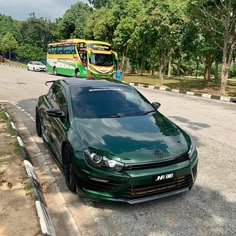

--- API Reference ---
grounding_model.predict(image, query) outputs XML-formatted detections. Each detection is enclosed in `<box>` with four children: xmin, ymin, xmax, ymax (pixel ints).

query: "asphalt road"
<box><xmin>1</xmin><ymin>64</ymin><xmax>236</xmax><ymax>236</ymax></box>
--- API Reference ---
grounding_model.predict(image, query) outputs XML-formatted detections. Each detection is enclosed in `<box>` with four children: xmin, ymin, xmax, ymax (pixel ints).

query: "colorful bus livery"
<box><xmin>47</xmin><ymin>39</ymin><xmax>117</xmax><ymax>78</ymax></box>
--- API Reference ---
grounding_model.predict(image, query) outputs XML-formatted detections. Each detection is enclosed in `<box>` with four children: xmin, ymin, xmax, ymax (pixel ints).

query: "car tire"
<box><xmin>36</xmin><ymin>108</ymin><xmax>42</xmax><ymax>137</ymax></box>
<box><xmin>63</xmin><ymin>144</ymin><xmax>78</xmax><ymax>193</ymax></box>
<box><xmin>75</xmin><ymin>69</ymin><xmax>80</xmax><ymax>78</ymax></box>
<box><xmin>27</xmin><ymin>66</ymin><xmax>29</xmax><ymax>71</ymax></box>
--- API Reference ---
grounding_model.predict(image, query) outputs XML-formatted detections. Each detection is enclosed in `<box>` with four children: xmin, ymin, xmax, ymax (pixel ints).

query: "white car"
<box><xmin>27</xmin><ymin>61</ymin><xmax>46</xmax><ymax>72</ymax></box>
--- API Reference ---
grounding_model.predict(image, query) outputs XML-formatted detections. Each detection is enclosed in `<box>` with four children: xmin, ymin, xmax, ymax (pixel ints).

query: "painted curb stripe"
<box><xmin>5</xmin><ymin>112</ymin><xmax>10</xmax><ymax>118</ymax></box>
<box><xmin>31</xmin><ymin>177</ymin><xmax>46</xmax><ymax>205</ymax></box>
<box><xmin>17</xmin><ymin>136</ymin><xmax>25</xmax><ymax>147</ymax></box>
<box><xmin>129</xmin><ymin>83</ymin><xmax>235</xmax><ymax>103</ymax></box>
<box><xmin>24</xmin><ymin>160</ymin><xmax>38</xmax><ymax>180</ymax></box>
<box><xmin>1</xmin><ymin>104</ymin><xmax>56</xmax><ymax>236</ymax></box>
<box><xmin>211</xmin><ymin>95</ymin><xmax>221</xmax><ymax>100</ymax></box>
<box><xmin>35</xmin><ymin>201</ymin><xmax>56</xmax><ymax>236</ymax></box>
<box><xmin>10</xmin><ymin>121</ymin><xmax>16</xmax><ymax>130</ymax></box>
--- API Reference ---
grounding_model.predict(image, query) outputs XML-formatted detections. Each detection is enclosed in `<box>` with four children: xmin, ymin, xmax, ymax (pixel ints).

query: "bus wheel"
<box><xmin>53</xmin><ymin>67</ymin><xmax>57</xmax><ymax>75</ymax></box>
<box><xmin>75</xmin><ymin>69</ymin><xmax>80</xmax><ymax>78</ymax></box>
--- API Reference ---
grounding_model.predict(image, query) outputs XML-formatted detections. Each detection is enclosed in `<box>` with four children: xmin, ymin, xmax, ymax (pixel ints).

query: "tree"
<box><xmin>58</xmin><ymin>2</ymin><xmax>93</xmax><ymax>39</ymax></box>
<box><xmin>16</xmin><ymin>44</ymin><xmax>45</xmax><ymax>62</ymax></box>
<box><xmin>19</xmin><ymin>15</ymin><xmax>56</xmax><ymax>51</ymax></box>
<box><xmin>190</xmin><ymin>0</ymin><xmax>236</xmax><ymax>95</ymax></box>
<box><xmin>84</xmin><ymin>7</ymin><xmax>115</xmax><ymax>42</ymax></box>
<box><xmin>88</xmin><ymin>0</ymin><xmax>111</xmax><ymax>9</ymax></box>
<box><xmin>144</xmin><ymin>0</ymin><xmax>186</xmax><ymax>85</ymax></box>
<box><xmin>1</xmin><ymin>32</ymin><xmax>18</xmax><ymax>59</ymax></box>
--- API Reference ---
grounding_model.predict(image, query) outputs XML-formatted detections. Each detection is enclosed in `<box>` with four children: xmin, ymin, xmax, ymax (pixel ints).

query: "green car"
<box><xmin>36</xmin><ymin>78</ymin><xmax>198</xmax><ymax>204</ymax></box>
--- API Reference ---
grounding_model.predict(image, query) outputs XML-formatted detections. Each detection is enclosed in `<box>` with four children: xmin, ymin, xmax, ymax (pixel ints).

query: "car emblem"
<box><xmin>154</xmin><ymin>150</ymin><xmax>163</xmax><ymax>158</ymax></box>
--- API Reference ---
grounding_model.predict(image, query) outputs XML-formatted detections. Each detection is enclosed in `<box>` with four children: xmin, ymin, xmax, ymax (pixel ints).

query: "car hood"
<box><xmin>72</xmin><ymin>112</ymin><xmax>191</xmax><ymax>164</ymax></box>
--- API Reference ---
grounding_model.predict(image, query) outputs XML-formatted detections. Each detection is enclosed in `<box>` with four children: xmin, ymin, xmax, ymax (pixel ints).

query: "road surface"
<box><xmin>0</xmin><ymin>64</ymin><xmax>235</xmax><ymax>236</ymax></box>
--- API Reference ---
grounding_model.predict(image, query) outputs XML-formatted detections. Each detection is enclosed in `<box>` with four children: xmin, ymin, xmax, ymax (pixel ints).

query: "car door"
<box><xmin>48</xmin><ymin>84</ymin><xmax>69</xmax><ymax>162</ymax></box>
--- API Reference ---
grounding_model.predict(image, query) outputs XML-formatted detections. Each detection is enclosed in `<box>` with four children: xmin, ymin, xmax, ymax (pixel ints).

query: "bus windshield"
<box><xmin>90</xmin><ymin>53</ymin><xmax>113</xmax><ymax>66</ymax></box>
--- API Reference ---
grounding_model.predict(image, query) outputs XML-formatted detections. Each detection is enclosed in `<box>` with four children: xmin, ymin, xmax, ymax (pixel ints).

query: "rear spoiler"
<box><xmin>45</xmin><ymin>80</ymin><xmax>56</xmax><ymax>86</ymax></box>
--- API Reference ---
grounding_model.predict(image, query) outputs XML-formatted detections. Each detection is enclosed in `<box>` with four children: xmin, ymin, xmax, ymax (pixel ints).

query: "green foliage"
<box><xmin>16</xmin><ymin>44</ymin><xmax>45</xmax><ymax>62</ymax></box>
<box><xmin>85</xmin><ymin>7</ymin><xmax>115</xmax><ymax>42</ymax></box>
<box><xmin>88</xmin><ymin>0</ymin><xmax>111</xmax><ymax>9</ymax></box>
<box><xmin>0</xmin><ymin>14</ymin><xmax>21</xmax><ymax>41</ymax></box>
<box><xmin>19</xmin><ymin>16</ymin><xmax>57</xmax><ymax>51</ymax></box>
<box><xmin>0</xmin><ymin>32</ymin><xmax>18</xmax><ymax>59</ymax></box>
<box><xmin>58</xmin><ymin>2</ymin><xmax>93</xmax><ymax>39</ymax></box>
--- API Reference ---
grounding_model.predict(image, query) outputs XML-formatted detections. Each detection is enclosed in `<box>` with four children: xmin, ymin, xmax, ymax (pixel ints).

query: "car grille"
<box><xmin>83</xmin><ymin>179</ymin><xmax>122</xmax><ymax>192</ymax></box>
<box><xmin>123</xmin><ymin>154</ymin><xmax>189</xmax><ymax>171</ymax></box>
<box><xmin>122</xmin><ymin>175</ymin><xmax>192</xmax><ymax>198</ymax></box>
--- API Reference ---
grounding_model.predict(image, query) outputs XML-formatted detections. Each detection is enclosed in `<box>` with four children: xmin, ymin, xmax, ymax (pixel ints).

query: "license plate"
<box><xmin>153</xmin><ymin>172</ymin><xmax>176</xmax><ymax>182</ymax></box>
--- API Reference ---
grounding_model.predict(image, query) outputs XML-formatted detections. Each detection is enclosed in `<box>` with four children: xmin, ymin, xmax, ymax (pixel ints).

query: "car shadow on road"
<box><xmin>71</xmin><ymin>184</ymin><xmax>235</xmax><ymax>236</ymax></box>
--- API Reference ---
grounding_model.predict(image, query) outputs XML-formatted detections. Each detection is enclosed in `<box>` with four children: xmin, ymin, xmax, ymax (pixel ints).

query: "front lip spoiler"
<box><xmin>116</xmin><ymin>187</ymin><xmax>190</xmax><ymax>204</ymax></box>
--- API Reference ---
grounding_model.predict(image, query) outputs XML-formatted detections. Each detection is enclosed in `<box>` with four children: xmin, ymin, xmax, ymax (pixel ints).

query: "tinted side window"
<box><xmin>48</xmin><ymin>84</ymin><xmax>68</xmax><ymax>117</ymax></box>
<box><xmin>55</xmin><ymin>86</ymin><xmax>67</xmax><ymax>114</ymax></box>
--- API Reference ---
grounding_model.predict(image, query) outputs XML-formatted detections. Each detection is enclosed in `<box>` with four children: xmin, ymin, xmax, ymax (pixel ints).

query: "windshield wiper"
<box><xmin>140</xmin><ymin>110</ymin><xmax>155</xmax><ymax>116</ymax></box>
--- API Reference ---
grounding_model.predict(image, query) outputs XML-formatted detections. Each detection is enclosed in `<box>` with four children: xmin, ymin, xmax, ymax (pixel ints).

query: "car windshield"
<box><xmin>71</xmin><ymin>86</ymin><xmax>155</xmax><ymax>118</ymax></box>
<box><xmin>89</xmin><ymin>53</ymin><xmax>113</xmax><ymax>66</ymax></box>
<box><xmin>33</xmin><ymin>62</ymin><xmax>44</xmax><ymax>65</ymax></box>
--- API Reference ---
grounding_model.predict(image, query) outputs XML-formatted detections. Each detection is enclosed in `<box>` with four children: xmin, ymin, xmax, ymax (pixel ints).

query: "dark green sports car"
<box><xmin>36</xmin><ymin>78</ymin><xmax>198</xmax><ymax>204</ymax></box>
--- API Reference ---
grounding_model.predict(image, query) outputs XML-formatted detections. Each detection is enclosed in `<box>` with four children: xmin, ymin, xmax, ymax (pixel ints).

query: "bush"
<box><xmin>16</xmin><ymin>44</ymin><xmax>46</xmax><ymax>62</ymax></box>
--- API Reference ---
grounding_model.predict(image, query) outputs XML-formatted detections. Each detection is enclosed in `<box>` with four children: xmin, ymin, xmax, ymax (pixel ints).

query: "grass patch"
<box><xmin>14</xmin><ymin>140</ymin><xmax>21</xmax><ymax>156</ymax></box>
<box><xmin>23</xmin><ymin>182</ymin><xmax>33</xmax><ymax>195</ymax></box>
<box><xmin>0</xmin><ymin>110</ymin><xmax>7</xmax><ymax>121</ymax></box>
<box><xmin>123</xmin><ymin>74</ymin><xmax>236</xmax><ymax>97</ymax></box>
<box><xmin>7</xmin><ymin>123</ymin><xmax>17</xmax><ymax>136</ymax></box>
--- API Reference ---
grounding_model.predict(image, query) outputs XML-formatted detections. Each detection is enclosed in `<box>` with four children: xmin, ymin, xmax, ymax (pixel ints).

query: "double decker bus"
<box><xmin>47</xmin><ymin>39</ymin><xmax>118</xmax><ymax>78</ymax></box>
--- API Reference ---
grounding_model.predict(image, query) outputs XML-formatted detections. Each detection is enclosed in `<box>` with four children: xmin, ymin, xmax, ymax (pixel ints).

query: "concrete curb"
<box><xmin>0</xmin><ymin>105</ymin><xmax>56</xmax><ymax>236</ymax></box>
<box><xmin>129</xmin><ymin>83</ymin><xmax>236</xmax><ymax>103</ymax></box>
<box><xmin>0</xmin><ymin>62</ymin><xmax>26</xmax><ymax>69</ymax></box>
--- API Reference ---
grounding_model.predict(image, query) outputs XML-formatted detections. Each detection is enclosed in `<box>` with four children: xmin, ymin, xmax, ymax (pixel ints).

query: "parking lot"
<box><xmin>0</xmin><ymin>64</ymin><xmax>236</xmax><ymax>236</ymax></box>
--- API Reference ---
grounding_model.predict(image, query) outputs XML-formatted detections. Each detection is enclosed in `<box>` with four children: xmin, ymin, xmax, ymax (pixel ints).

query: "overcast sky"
<box><xmin>0</xmin><ymin>0</ymin><xmax>89</xmax><ymax>21</ymax></box>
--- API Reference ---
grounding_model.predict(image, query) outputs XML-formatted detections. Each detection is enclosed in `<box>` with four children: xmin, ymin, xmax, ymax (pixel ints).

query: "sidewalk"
<box><xmin>0</xmin><ymin>109</ymin><xmax>41</xmax><ymax>236</ymax></box>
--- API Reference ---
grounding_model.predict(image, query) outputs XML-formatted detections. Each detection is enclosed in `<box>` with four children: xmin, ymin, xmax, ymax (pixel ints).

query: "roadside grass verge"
<box><xmin>1</xmin><ymin>60</ymin><xmax>26</xmax><ymax>67</ymax></box>
<box><xmin>0</xmin><ymin>111</ymin><xmax>7</xmax><ymax>121</ymax></box>
<box><xmin>123</xmin><ymin>74</ymin><xmax>236</xmax><ymax>97</ymax></box>
<box><xmin>23</xmin><ymin>181</ymin><xmax>33</xmax><ymax>196</ymax></box>
<box><xmin>0</xmin><ymin>109</ymin><xmax>21</xmax><ymax>156</ymax></box>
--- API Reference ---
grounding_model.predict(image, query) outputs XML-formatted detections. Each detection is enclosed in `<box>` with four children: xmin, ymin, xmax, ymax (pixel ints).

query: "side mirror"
<box><xmin>46</xmin><ymin>108</ymin><xmax>65</xmax><ymax>118</ymax></box>
<box><xmin>152</xmin><ymin>102</ymin><xmax>161</xmax><ymax>110</ymax></box>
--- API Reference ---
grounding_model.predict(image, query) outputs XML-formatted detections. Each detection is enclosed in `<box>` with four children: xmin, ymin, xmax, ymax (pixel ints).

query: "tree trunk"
<box><xmin>159</xmin><ymin>54</ymin><xmax>164</xmax><ymax>86</ymax></box>
<box><xmin>220</xmin><ymin>31</ymin><xmax>236</xmax><ymax>94</ymax></box>
<box><xmin>140</xmin><ymin>57</ymin><xmax>144</xmax><ymax>76</ymax></box>
<box><xmin>167</xmin><ymin>51</ymin><xmax>172</xmax><ymax>79</ymax></box>
<box><xmin>220</xmin><ymin>62</ymin><xmax>229</xmax><ymax>95</ymax></box>
<box><xmin>121</xmin><ymin>47</ymin><xmax>128</xmax><ymax>80</ymax></box>
<box><xmin>214</xmin><ymin>59</ymin><xmax>219</xmax><ymax>82</ymax></box>
<box><xmin>204</xmin><ymin>54</ymin><xmax>212</xmax><ymax>82</ymax></box>
<box><xmin>195</xmin><ymin>57</ymin><xmax>199</xmax><ymax>79</ymax></box>
<box><xmin>176</xmin><ymin>56</ymin><xmax>181</xmax><ymax>76</ymax></box>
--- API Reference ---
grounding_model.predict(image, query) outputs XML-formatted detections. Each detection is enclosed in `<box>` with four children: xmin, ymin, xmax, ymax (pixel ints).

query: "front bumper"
<box><xmin>35</xmin><ymin>67</ymin><xmax>46</xmax><ymax>72</ymax></box>
<box><xmin>75</xmin><ymin>153</ymin><xmax>198</xmax><ymax>204</ymax></box>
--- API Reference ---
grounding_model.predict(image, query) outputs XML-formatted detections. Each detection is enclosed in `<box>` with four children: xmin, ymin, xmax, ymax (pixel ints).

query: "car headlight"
<box><xmin>84</xmin><ymin>149</ymin><xmax>124</xmax><ymax>172</ymax></box>
<box><xmin>188</xmin><ymin>143</ymin><xmax>196</xmax><ymax>158</ymax></box>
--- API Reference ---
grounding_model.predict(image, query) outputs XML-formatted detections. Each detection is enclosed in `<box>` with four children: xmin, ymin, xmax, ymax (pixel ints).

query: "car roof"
<box><xmin>62</xmin><ymin>77</ymin><xmax>129</xmax><ymax>88</ymax></box>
